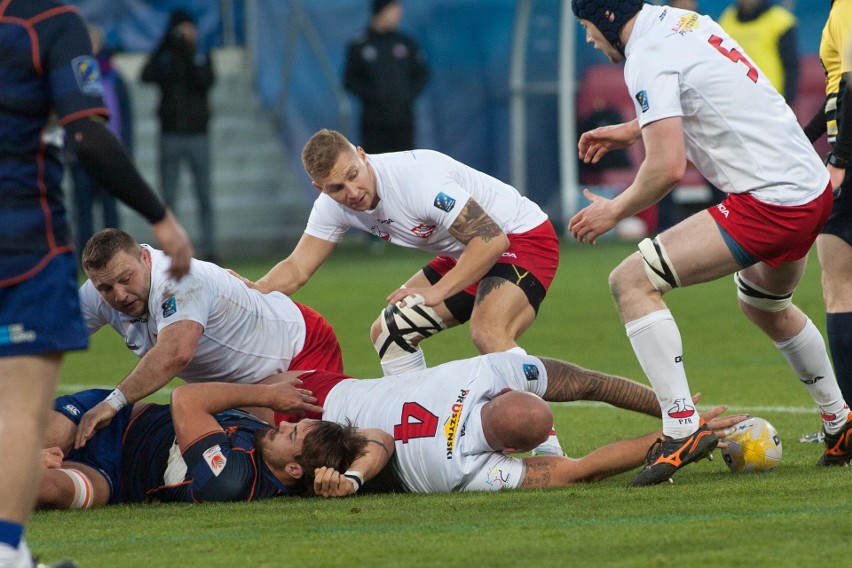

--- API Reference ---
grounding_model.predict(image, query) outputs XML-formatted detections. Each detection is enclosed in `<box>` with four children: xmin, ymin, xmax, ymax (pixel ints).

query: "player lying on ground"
<box><xmin>72</xmin><ymin>228</ymin><xmax>343</xmax><ymax>451</ymax></box>
<box><xmin>262</xmin><ymin>353</ymin><xmax>747</xmax><ymax>495</ymax></box>
<box><xmin>37</xmin><ymin>380</ymin><xmax>391</xmax><ymax>508</ymax></box>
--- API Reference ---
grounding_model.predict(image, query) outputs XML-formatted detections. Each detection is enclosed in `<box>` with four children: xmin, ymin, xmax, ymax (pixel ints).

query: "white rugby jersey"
<box><xmin>304</xmin><ymin>150</ymin><xmax>548</xmax><ymax>256</ymax></box>
<box><xmin>323</xmin><ymin>352</ymin><xmax>549</xmax><ymax>493</ymax></box>
<box><xmin>79</xmin><ymin>246</ymin><xmax>306</xmax><ymax>383</ymax></box>
<box><xmin>625</xmin><ymin>5</ymin><xmax>829</xmax><ymax>205</ymax></box>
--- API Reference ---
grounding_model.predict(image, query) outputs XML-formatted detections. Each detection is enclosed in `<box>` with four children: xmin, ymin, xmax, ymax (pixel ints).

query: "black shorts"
<box><xmin>422</xmin><ymin>263</ymin><xmax>546</xmax><ymax>324</ymax></box>
<box><xmin>822</xmin><ymin>174</ymin><xmax>852</xmax><ymax>245</ymax></box>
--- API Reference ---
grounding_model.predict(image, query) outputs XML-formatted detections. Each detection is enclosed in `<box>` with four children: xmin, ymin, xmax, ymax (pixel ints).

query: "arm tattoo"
<box><xmin>366</xmin><ymin>438</ymin><xmax>391</xmax><ymax>458</ymax></box>
<box><xmin>519</xmin><ymin>459</ymin><xmax>555</xmax><ymax>489</ymax></box>
<box><xmin>448</xmin><ymin>198</ymin><xmax>504</xmax><ymax>245</ymax></box>
<box><xmin>540</xmin><ymin>357</ymin><xmax>661</xmax><ymax>418</ymax></box>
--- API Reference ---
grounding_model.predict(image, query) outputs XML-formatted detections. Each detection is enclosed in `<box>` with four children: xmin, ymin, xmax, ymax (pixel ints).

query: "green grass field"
<box><xmin>31</xmin><ymin>240</ymin><xmax>852</xmax><ymax>566</ymax></box>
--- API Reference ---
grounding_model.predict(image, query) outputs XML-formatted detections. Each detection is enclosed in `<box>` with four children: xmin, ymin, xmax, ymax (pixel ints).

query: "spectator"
<box><xmin>719</xmin><ymin>0</ymin><xmax>799</xmax><ymax>104</ymax></box>
<box><xmin>141</xmin><ymin>10</ymin><xmax>217</xmax><ymax>262</ymax></box>
<box><xmin>68</xmin><ymin>23</ymin><xmax>131</xmax><ymax>265</ymax></box>
<box><xmin>344</xmin><ymin>0</ymin><xmax>428</xmax><ymax>153</ymax></box>
<box><xmin>577</xmin><ymin>97</ymin><xmax>632</xmax><ymax>181</ymax></box>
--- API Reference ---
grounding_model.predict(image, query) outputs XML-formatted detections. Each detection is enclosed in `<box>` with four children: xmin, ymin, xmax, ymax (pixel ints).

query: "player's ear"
<box><xmin>311</xmin><ymin>181</ymin><xmax>323</xmax><ymax>193</ymax></box>
<box><xmin>285</xmin><ymin>463</ymin><xmax>304</xmax><ymax>479</ymax></box>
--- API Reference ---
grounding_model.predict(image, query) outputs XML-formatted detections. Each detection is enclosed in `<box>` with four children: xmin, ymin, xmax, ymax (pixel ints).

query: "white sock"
<box><xmin>380</xmin><ymin>347</ymin><xmax>427</xmax><ymax>376</ymax></box>
<box><xmin>0</xmin><ymin>541</ymin><xmax>33</xmax><ymax>568</ymax></box>
<box><xmin>532</xmin><ymin>427</ymin><xmax>564</xmax><ymax>456</ymax></box>
<box><xmin>774</xmin><ymin>318</ymin><xmax>850</xmax><ymax>434</ymax></box>
<box><xmin>626</xmin><ymin>310</ymin><xmax>698</xmax><ymax>439</ymax></box>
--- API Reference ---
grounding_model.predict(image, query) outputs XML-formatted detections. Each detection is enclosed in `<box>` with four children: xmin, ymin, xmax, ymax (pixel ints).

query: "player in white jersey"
<box><xmin>240</xmin><ymin>128</ymin><xmax>563</xmax><ymax>456</ymax></box>
<box><xmin>567</xmin><ymin>0</ymin><xmax>852</xmax><ymax>485</ymax></box>
<box><xmin>246</xmin><ymin>129</ymin><xmax>559</xmax><ymax>379</ymax></box>
<box><xmin>73</xmin><ymin>229</ymin><xmax>343</xmax><ymax>449</ymax></box>
<box><xmin>259</xmin><ymin>353</ymin><xmax>745</xmax><ymax>495</ymax></box>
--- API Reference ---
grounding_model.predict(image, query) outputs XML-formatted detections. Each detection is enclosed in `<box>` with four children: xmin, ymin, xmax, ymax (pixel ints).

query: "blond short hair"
<box><xmin>82</xmin><ymin>228</ymin><xmax>141</xmax><ymax>272</ymax></box>
<box><xmin>301</xmin><ymin>129</ymin><xmax>354</xmax><ymax>180</ymax></box>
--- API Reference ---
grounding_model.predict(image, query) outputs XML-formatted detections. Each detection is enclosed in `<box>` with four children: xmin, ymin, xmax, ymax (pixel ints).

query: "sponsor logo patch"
<box><xmin>161</xmin><ymin>297</ymin><xmax>177</xmax><ymax>318</ymax></box>
<box><xmin>0</xmin><ymin>324</ymin><xmax>37</xmax><ymax>345</ymax></box>
<box><xmin>202</xmin><ymin>445</ymin><xmax>227</xmax><ymax>477</ymax></box>
<box><xmin>63</xmin><ymin>404</ymin><xmax>81</xmax><ymax>417</ymax></box>
<box><xmin>444</xmin><ymin>389</ymin><xmax>470</xmax><ymax>459</ymax></box>
<box><xmin>71</xmin><ymin>55</ymin><xmax>104</xmax><ymax>96</ymax></box>
<box><xmin>370</xmin><ymin>226</ymin><xmax>390</xmax><ymax>241</ymax></box>
<box><xmin>433</xmin><ymin>192</ymin><xmax>456</xmax><ymax>213</ymax></box>
<box><xmin>635</xmin><ymin>90</ymin><xmax>650</xmax><ymax>113</ymax></box>
<box><xmin>671</xmin><ymin>13</ymin><xmax>699</xmax><ymax>34</ymax></box>
<box><xmin>522</xmin><ymin>363</ymin><xmax>540</xmax><ymax>381</ymax></box>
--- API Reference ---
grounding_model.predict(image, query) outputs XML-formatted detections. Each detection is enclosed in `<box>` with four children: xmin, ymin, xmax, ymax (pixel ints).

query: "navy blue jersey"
<box><xmin>0</xmin><ymin>0</ymin><xmax>108</xmax><ymax>286</ymax></box>
<box><xmin>122</xmin><ymin>405</ymin><xmax>297</xmax><ymax>504</ymax></box>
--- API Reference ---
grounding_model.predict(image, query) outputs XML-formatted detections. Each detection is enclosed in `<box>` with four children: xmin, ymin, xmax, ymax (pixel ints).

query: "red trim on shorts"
<box><xmin>288</xmin><ymin>303</ymin><xmax>344</xmax><ymax>374</ymax></box>
<box><xmin>274</xmin><ymin>370</ymin><xmax>350</xmax><ymax>424</ymax></box>
<box><xmin>708</xmin><ymin>184</ymin><xmax>834</xmax><ymax>268</ymax></box>
<box><xmin>426</xmin><ymin>219</ymin><xmax>560</xmax><ymax>296</ymax></box>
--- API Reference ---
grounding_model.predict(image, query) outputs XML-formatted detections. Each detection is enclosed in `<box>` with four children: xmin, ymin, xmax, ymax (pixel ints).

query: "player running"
<box><xmin>567</xmin><ymin>0</ymin><xmax>852</xmax><ymax>486</ymax></box>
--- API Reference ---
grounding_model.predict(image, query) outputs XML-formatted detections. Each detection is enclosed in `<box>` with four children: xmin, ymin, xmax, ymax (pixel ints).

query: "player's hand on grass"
<box><xmin>269</xmin><ymin>378</ymin><xmax>322</xmax><ymax>416</ymax></box>
<box><xmin>75</xmin><ymin>401</ymin><xmax>118</xmax><ymax>449</ymax></box>
<box><xmin>41</xmin><ymin>447</ymin><xmax>64</xmax><ymax>469</ymax></box>
<box><xmin>152</xmin><ymin>210</ymin><xmax>194</xmax><ymax>280</ymax></box>
<box><xmin>313</xmin><ymin>466</ymin><xmax>357</xmax><ymax>498</ymax></box>
<box><xmin>699</xmin><ymin>404</ymin><xmax>750</xmax><ymax>450</ymax></box>
<box><xmin>568</xmin><ymin>189</ymin><xmax>621</xmax><ymax>245</ymax></box>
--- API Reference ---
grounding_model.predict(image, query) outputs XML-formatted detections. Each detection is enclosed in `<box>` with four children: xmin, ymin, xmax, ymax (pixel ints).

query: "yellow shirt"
<box><xmin>820</xmin><ymin>0</ymin><xmax>852</xmax><ymax>143</ymax></box>
<box><xmin>719</xmin><ymin>5</ymin><xmax>797</xmax><ymax>96</ymax></box>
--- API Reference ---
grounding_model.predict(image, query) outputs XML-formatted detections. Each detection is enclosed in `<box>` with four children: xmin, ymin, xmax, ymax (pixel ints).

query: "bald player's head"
<box><xmin>481</xmin><ymin>391</ymin><xmax>553</xmax><ymax>454</ymax></box>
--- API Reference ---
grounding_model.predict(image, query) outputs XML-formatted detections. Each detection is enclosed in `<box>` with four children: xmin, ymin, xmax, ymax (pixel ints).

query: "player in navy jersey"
<box><xmin>37</xmin><ymin>379</ymin><xmax>387</xmax><ymax>507</ymax></box>
<box><xmin>0</xmin><ymin>1</ymin><xmax>192</xmax><ymax>564</ymax></box>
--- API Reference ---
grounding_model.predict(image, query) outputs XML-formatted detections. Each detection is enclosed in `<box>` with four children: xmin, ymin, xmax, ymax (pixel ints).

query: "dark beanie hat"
<box><xmin>571</xmin><ymin>0</ymin><xmax>644</xmax><ymax>53</ymax></box>
<box><xmin>372</xmin><ymin>0</ymin><xmax>397</xmax><ymax>16</ymax></box>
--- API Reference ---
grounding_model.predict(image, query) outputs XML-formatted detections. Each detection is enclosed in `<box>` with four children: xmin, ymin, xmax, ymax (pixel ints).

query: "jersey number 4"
<box><xmin>709</xmin><ymin>35</ymin><xmax>758</xmax><ymax>83</ymax></box>
<box><xmin>393</xmin><ymin>402</ymin><xmax>439</xmax><ymax>443</ymax></box>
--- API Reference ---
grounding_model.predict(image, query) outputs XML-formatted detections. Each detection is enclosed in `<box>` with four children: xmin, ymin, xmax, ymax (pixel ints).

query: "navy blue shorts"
<box><xmin>822</xmin><ymin>174</ymin><xmax>852</xmax><ymax>245</ymax></box>
<box><xmin>0</xmin><ymin>253</ymin><xmax>87</xmax><ymax>357</ymax></box>
<box><xmin>54</xmin><ymin>389</ymin><xmax>135</xmax><ymax>504</ymax></box>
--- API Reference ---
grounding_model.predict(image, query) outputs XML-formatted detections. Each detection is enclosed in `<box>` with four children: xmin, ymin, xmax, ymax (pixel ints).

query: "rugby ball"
<box><xmin>720</xmin><ymin>416</ymin><xmax>782</xmax><ymax>473</ymax></box>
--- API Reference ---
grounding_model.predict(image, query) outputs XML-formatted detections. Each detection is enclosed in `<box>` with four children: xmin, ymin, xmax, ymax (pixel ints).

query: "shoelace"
<box><xmin>643</xmin><ymin>437</ymin><xmax>665</xmax><ymax>466</ymax></box>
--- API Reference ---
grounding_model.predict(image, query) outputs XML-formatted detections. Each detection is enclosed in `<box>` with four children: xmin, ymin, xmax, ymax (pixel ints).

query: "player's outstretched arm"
<box><xmin>540</xmin><ymin>357</ymin><xmax>660</xmax><ymax>418</ymax></box>
<box><xmin>519</xmin><ymin>405</ymin><xmax>747</xmax><ymax>489</ymax></box>
<box><xmin>253</xmin><ymin>233</ymin><xmax>337</xmax><ymax>295</ymax></box>
<box><xmin>65</xmin><ymin>117</ymin><xmax>193</xmax><ymax>279</ymax></box>
<box><xmin>74</xmin><ymin>321</ymin><xmax>204</xmax><ymax>449</ymax></box>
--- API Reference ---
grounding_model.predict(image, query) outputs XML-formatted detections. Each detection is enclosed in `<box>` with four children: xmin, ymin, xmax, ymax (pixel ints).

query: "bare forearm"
<box><xmin>541</xmin><ymin>357</ymin><xmax>660</xmax><ymax>417</ymax></box>
<box><xmin>172</xmin><ymin>382</ymin><xmax>275</xmax><ymax>416</ymax></box>
<box><xmin>256</xmin><ymin>259</ymin><xmax>305</xmax><ymax>295</ymax></box>
<box><xmin>613</xmin><ymin>161</ymin><xmax>681</xmax><ymax>219</ymax></box>
<box><xmin>117</xmin><ymin>350</ymin><xmax>187</xmax><ymax>404</ymax></box>
<box><xmin>350</xmin><ymin>429</ymin><xmax>394</xmax><ymax>482</ymax></box>
<box><xmin>434</xmin><ymin>236</ymin><xmax>507</xmax><ymax>298</ymax></box>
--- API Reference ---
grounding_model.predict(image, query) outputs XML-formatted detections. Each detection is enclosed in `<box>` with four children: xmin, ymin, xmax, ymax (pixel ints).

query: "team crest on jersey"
<box><xmin>71</xmin><ymin>56</ymin><xmax>104</xmax><ymax>96</ymax></box>
<box><xmin>161</xmin><ymin>296</ymin><xmax>177</xmax><ymax>318</ymax></box>
<box><xmin>444</xmin><ymin>389</ymin><xmax>470</xmax><ymax>460</ymax></box>
<box><xmin>522</xmin><ymin>363</ymin><xmax>540</xmax><ymax>381</ymax></box>
<box><xmin>203</xmin><ymin>445</ymin><xmax>227</xmax><ymax>477</ymax></box>
<box><xmin>671</xmin><ymin>13</ymin><xmax>699</xmax><ymax>35</ymax></box>
<box><xmin>635</xmin><ymin>90</ymin><xmax>650</xmax><ymax>113</ymax></box>
<box><xmin>410</xmin><ymin>223</ymin><xmax>436</xmax><ymax>238</ymax></box>
<box><xmin>433</xmin><ymin>192</ymin><xmax>456</xmax><ymax>213</ymax></box>
<box><xmin>484</xmin><ymin>465</ymin><xmax>510</xmax><ymax>489</ymax></box>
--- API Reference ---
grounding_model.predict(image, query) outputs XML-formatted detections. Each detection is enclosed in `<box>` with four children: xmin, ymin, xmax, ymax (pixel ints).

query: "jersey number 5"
<box><xmin>708</xmin><ymin>35</ymin><xmax>758</xmax><ymax>83</ymax></box>
<box><xmin>393</xmin><ymin>402</ymin><xmax>439</xmax><ymax>443</ymax></box>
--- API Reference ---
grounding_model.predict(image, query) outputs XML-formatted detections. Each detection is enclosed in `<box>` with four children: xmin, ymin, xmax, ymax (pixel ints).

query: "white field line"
<box><xmin>55</xmin><ymin>383</ymin><xmax>820</xmax><ymax>414</ymax></box>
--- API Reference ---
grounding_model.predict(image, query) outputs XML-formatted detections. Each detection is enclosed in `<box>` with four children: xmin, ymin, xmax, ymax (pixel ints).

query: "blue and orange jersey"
<box><xmin>122</xmin><ymin>405</ymin><xmax>297</xmax><ymax>503</ymax></box>
<box><xmin>0</xmin><ymin>0</ymin><xmax>108</xmax><ymax>286</ymax></box>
